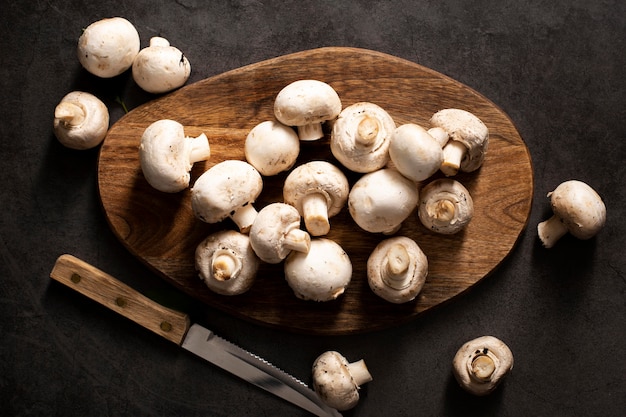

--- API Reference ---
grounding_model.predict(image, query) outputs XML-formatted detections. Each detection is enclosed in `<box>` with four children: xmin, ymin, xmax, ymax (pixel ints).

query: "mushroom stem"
<box><xmin>189</xmin><ymin>133</ymin><xmax>211</xmax><ymax>164</ymax></box>
<box><xmin>347</xmin><ymin>359</ymin><xmax>373</xmax><ymax>387</ymax></box>
<box><xmin>441</xmin><ymin>140</ymin><xmax>467</xmax><ymax>176</ymax></box>
<box><xmin>300</xmin><ymin>192</ymin><xmax>331</xmax><ymax>236</ymax></box>
<box><xmin>54</xmin><ymin>101</ymin><xmax>86</xmax><ymax>127</ymax></box>
<box><xmin>427</xmin><ymin>127</ymin><xmax>450</xmax><ymax>148</ymax></box>
<box><xmin>355</xmin><ymin>115</ymin><xmax>380</xmax><ymax>146</ymax></box>
<box><xmin>537</xmin><ymin>214</ymin><xmax>569</xmax><ymax>248</ymax></box>
<box><xmin>230</xmin><ymin>205</ymin><xmax>259</xmax><ymax>234</ymax></box>
<box><xmin>432</xmin><ymin>199</ymin><xmax>457</xmax><ymax>223</ymax></box>
<box><xmin>382</xmin><ymin>244</ymin><xmax>411</xmax><ymax>290</ymax></box>
<box><xmin>471</xmin><ymin>355</ymin><xmax>496</xmax><ymax>382</ymax></box>
<box><xmin>211</xmin><ymin>248</ymin><xmax>242</xmax><ymax>281</ymax></box>
<box><xmin>297</xmin><ymin>123</ymin><xmax>324</xmax><ymax>141</ymax></box>
<box><xmin>282</xmin><ymin>229</ymin><xmax>311</xmax><ymax>254</ymax></box>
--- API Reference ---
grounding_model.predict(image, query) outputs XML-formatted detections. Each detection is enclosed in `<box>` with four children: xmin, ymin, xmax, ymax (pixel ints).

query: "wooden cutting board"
<box><xmin>98</xmin><ymin>47</ymin><xmax>533</xmax><ymax>335</ymax></box>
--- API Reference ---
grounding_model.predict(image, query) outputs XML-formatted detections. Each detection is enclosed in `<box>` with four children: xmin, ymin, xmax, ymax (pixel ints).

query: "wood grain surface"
<box><xmin>98</xmin><ymin>47</ymin><xmax>533</xmax><ymax>335</ymax></box>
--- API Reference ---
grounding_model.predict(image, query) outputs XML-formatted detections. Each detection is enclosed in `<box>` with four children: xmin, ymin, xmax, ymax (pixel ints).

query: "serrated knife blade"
<box><xmin>50</xmin><ymin>254</ymin><xmax>341</xmax><ymax>417</ymax></box>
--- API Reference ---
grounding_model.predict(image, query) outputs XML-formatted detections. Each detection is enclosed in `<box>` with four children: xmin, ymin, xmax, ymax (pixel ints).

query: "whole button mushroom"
<box><xmin>430</xmin><ymin>108</ymin><xmax>489</xmax><ymax>176</ymax></box>
<box><xmin>312</xmin><ymin>351</ymin><xmax>373</xmax><ymax>411</ymax></box>
<box><xmin>244</xmin><ymin>120</ymin><xmax>300</xmax><ymax>176</ymax></box>
<box><xmin>452</xmin><ymin>335</ymin><xmax>514</xmax><ymax>396</ymax></box>
<box><xmin>53</xmin><ymin>91</ymin><xmax>109</xmax><ymax>150</ymax></box>
<box><xmin>191</xmin><ymin>160</ymin><xmax>263</xmax><ymax>234</ymax></box>
<box><xmin>273</xmin><ymin>79</ymin><xmax>342</xmax><ymax>141</ymax></box>
<box><xmin>537</xmin><ymin>180</ymin><xmax>606</xmax><ymax>248</ymax></box>
<box><xmin>195</xmin><ymin>230</ymin><xmax>260</xmax><ymax>295</ymax></box>
<box><xmin>284</xmin><ymin>238</ymin><xmax>352</xmax><ymax>302</ymax></box>
<box><xmin>389</xmin><ymin>123</ymin><xmax>444</xmax><ymax>182</ymax></box>
<box><xmin>367</xmin><ymin>236</ymin><xmax>428</xmax><ymax>304</ymax></box>
<box><xmin>330</xmin><ymin>102</ymin><xmax>396</xmax><ymax>173</ymax></box>
<box><xmin>283</xmin><ymin>161</ymin><xmax>349</xmax><ymax>237</ymax></box>
<box><xmin>132</xmin><ymin>37</ymin><xmax>191</xmax><ymax>94</ymax></box>
<box><xmin>249</xmin><ymin>203</ymin><xmax>311</xmax><ymax>264</ymax></box>
<box><xmin>139</xmin><ymin>119</ymin><xmax>211</xmax><ymax>193</ymax></box>
<box><xmin>418</xmin><ymin>178</ymin><xmax>474</xmax><ymax>234</ymax></box>
<box><xmin>348</xmin><ymin>168</ymin><xmax>419</xmax><ymax>235</ymax></box>
<box><xmin>77</xmin><ymin>17</ymin><xmax>140</xmax><ymax>78</ymax></box>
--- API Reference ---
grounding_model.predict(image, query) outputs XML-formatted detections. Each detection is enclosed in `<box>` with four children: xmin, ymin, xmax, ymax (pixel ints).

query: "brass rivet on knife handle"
<box><xmin>50</xmin><ymin>254</ymin><xmax>191</xmax><ymax>345</ymax></box>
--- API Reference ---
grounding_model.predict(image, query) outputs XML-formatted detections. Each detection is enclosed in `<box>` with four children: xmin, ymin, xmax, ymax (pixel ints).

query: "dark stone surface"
<box><xmin>1</xmin><ymin>1</ymin><xmax>624</xmax><ymax>416</ymax></box>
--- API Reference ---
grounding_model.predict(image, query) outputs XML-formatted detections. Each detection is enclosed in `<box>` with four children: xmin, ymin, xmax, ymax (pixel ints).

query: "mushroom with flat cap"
<box><xmin>244</xmin><ymin>120</ymin><xmax>300</xmax><ymax>176</ymax></box>
<box><xmin>53</xmin><ymin>91</ymin><xmax>109</xmax><ymax>150</ymax></box>
<box><xmin>132</xmin><ymin>37</ymin><xmax>191</xmax><ymax>94</ymax></box>
<box><xmin>418</xmin><ymin>178</ymin><xmax>474</xmax><ymax>234</ymax></box>
<box><xmin>389</xmin><ymin>123</ymin><xmax>444</xmax><ymax>182</ymax></box>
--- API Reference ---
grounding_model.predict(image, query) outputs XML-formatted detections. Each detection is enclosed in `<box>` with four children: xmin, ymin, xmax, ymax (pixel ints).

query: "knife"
<box><xmin>50</xmin><ymin>254</ymin><xmax>341</xmax><ymax>417</ymax></box>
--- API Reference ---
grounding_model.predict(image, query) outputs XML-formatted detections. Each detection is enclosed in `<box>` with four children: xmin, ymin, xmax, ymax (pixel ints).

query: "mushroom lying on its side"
<box><xmin>244</xmin><ymin>120</ymin><xmax>300</xmax><ymax>176</ymax></box>
<box><xmin>132</xmin><ymin>37</ymin><xmax>191</xmax><ymax>94</ymax></box>
<box><xmin>53</xmin><ymin>91</ymin><xmax>109</xmax><ymax>150</ymax></box>
<box><xmin>418</xmin><ymin>178</ymin><xmax>474</xmax><ymax>234</ymax></box>
<box><xmin>389</xmin><ymin>123</ymin><xmax>444</xmax><ymax>182</ymax></box>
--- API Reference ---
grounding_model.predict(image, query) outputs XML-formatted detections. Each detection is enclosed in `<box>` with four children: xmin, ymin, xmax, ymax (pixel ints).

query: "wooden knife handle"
<box><xmin>50</xmin><ymin>254</ymin><xmax>190</xmax><ymax>345</ymax></box>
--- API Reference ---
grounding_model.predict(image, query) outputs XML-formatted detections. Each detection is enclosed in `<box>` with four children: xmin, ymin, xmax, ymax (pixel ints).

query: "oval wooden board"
<box><xmin>98</xmin><ymin>47</ymin><xmax>533</xmax><ymax>335</ymax></box>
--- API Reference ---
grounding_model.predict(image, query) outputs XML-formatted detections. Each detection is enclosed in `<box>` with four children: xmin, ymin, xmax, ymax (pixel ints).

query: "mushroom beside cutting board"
<box><xmin>53</xmin><ymin>91</ymin><xmax>109</xmax><ymax>150</ymax></box>
<box><xmin>132</xmin><ymin>36</ymin><xmax>191</xmax><ymax>94</ymax></box>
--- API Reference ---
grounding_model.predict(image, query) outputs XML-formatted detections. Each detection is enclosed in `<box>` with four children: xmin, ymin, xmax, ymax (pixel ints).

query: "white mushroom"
<box><xmin>418</xmin><ymin>178</ymin><xmax>474</xmax><ymax>234</ymax></box>
<box><xmin>139</xmin><ymin>119</ymin><xmax>211</xmax><ymax>193</ymax></box>
<box><xmin>249</xmin><ymin>203</ymin><xmax>311</xmax><ymax>264</ymax></box>
<box><xmin>191</xmin><ymin>160</ymin><xmax>263</xmax><ymax>233</ymax></box>
<box><xmin>284</xmin><ymin>238</ymin><xmax>352</xmax><ymax>302</ymax></box>
<box><xmin>77</xmin><ymin>17</ymin><xmax>140</xmax><ymax>78</ymax></box>
<box><xmin>244</xmin><ymin>120</ymin><xmax>300</xmax><ymax>176</ymax></box>
<box><xmin>452</xmin><ymin>335</ymin><xmax>514</xmax><ymax>396</ymax></box>
<box><xmin>430</xmin><ymin>109</ymin><xmax>489</xmax><ymax>176</ymax></box>
<box><xmin>537</xmin><ymin>180</ymin><xmax>606</xmax><ymax>248</ymax></box>
<box><xmin>348</xmin><ymin>168</ymin><xmax>419</xmax><ymax>235</ymax></box>
<box><xmin>132</xmin><ymin>36</ymin><xmax>191</xmax><ymax>94</ymax></box>
<box><xmin>273</xmin><ymin>79</ymin><xmax>342</xmax><ymax>141</ymax></box>
<box><xmin>388</xmin><ymin>123</ymin><xmax>444</xmax><ymax>182</ymax></box>
<box><xmin>195</xmin><ymin>230</ymin><xmax>260</xmax><ymax>295</ymax></box>
<box><xmin>330</xmin><ymin>102</ymin><xmax>396</xmax><ymax>173</ymax></box>
<box><xmin>312</xmin><ymin>351</ymin><xmax>373</xmax><ymax>411</ymax></box>
<box><xmin>53</xmin><ymin>91</ymin><xmax>109</xmax><ymax>150</ymax></box>
<box><xmin>367</xmin><ymin>236</ymin><xmax>428</xmax><ymax>304</ymax></box>
<box><xmin>283</xmin><ymin>161</ymin><xmax>349</xmax><ymax>236</ymax></box>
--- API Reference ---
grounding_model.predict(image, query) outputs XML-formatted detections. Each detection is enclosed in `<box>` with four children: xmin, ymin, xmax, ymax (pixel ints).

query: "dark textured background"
<box><xmin>2</xmin><ymin>1</ymin><xmax>625</xmax><ymax>416</ymax></box>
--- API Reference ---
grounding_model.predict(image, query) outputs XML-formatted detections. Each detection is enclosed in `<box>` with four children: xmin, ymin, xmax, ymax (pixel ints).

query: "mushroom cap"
<box><xmin>367</xmin><ymin>236</ymin><xmax>428</xmax><ymax>304</ymax></box>
<box><xmin>273</xmin><ymin>79</ymin><xmax>342</xmax><ymax>127</ymax></box>
<box><xmin>418</xmin><ymin>178</ymin><xmax>474</xmax><ymax>234</ymax></box>
<box><xmin>191</xmin><ymin>160</ymin><xmax>263</xmax><ymax>224</ymax></box>
<box><xmin>312</xmin><ymin>351</ymin><xmax>361</xmax><ymax>411</ymax></box>
<box><xmin>284</xmin><ymin>238</ymin><xmax>352</xmax><ymax>302</ymax></box>
<box><xmin>348</xmin><ymin>168</ymin><xmax>419</xmax><ymax>234</ymax></box>
<box><xmin>452</xmin><ymin>335</ymin><xmax>514</xmax><ymax>396</ymax></box>
<box><xmin>195</xmin><ymin>230</ymin><xmax>260</xmax><ymax>295</ymax></box>
<box><xmin>389</xmin><ymin>123</ymin><xmax>444</xmax><ymax>182</ymax></box>
<box><xmin>53</xmin><ymin>91</ymin><xmax>109</xmax><ymax>150</ymax></box>
<box><xmin>430</xmin><ymin>108</ymin><xmax>489</xmax><ymax>172</ymax></box>
<box><xmin>244</xmin><ymin>120</ymin><xmax>300</xmax><ymax>176</ymax></box>
<box><xmin>77</xmin><ymin>17</ymin><xmax>140</xmax><ymax>78</ymax></box>
<box><xmin>132</xmin><ymin>37</ymin><xmax>191</xmax><ymax>94</ymax></box>
<box><xmin>330</xmin><ymin>102</ymin><xmax>396</xmax><ymax>173</ymax></box>
<box><xmin>548</xmin><ymin>180</ymin><xmax>606</xmax><ymax>239</ymax></box>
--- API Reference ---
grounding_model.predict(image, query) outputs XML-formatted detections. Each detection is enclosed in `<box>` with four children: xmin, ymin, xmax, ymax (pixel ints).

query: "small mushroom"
<box><xmin>191</xmin><ymin>160</ymin><xmax>263</xmax><ymax>233</ymax></box>
<box><xmin>537</xmin><ymin>180</ymin><xmax>606</xmax><ymax>248</ymax></box>
<box><xmin>273</xmin><ymin>79</ymin><xmax>342</xmax><ymax>141</ymax></box>
<box><xmin>244</xmin><ymin>120</ymin><xmax>300</xmax><ymax>176</ymax></box>
<box><xmin>452</xmin><ymin>335</ymin><xmax>514</xmax><ymax>396</ymax></box>
<box><xmin>139</xmin><ymin>119</ymin><xmax>211</xmax><ymax>193</ymax></box>
<box><xmin>389</xmin><ymin>123</ymin><xmax>444</xmax><ymax>182</ymax></box>
<box><xmin>367</xmin><ymin>236</ymin><xmax>428</xmax><ymax>304</ymax></box>
<box><xmin>330</xmin><ymin>102</ymin><xmax>396</xmax><ymax>173</ymax></box>
<box><xmin>195</xmin><ymin>230</ymin><xmax>260</xmax><ymax>295</ymax></box>
<box><xmin>418</xmin><ymin>178</ymin><xmax>474</xmax><ymax>234</ymax></box>
<box><xmin>312</xmin><ymin>351</ymin><xmax>373</xmax><ymax>411</ymax></box>
<box><xmin>77</xmin><ymin>17</ymin><xmax>140</xmax><ymax>78</ymax></box>
<box><xmin>284</xmin><ymin>238</ymin><xmax>352</xmax><ymax>302</ymax></box>
<box><xmin>430</xmin><ymin>109</ymin><xmax>489</xmax><ymax>176</ymax></box>
<box><xmin>348</xmin><ymin>168</ymin><xmax>419</xmax><ymax>235</ymax></box>
<box><xmin>132</xmin><ymin>37</ymin><xmax>191</xmax><ymax>94</ymax></box>
<box><xmin>283</xmin><ymin>161</ymin><xmax>349</xmax><ymax>236</ymax></box>
<box><xmin>53</xmin><ymin>91</ymin><xmax>109</xmax><ymax>150</ymax></box>
<box><xmin>249</xmin><ymin>203</ymin><xmax>311</xmax><ymax>264</ymax></box>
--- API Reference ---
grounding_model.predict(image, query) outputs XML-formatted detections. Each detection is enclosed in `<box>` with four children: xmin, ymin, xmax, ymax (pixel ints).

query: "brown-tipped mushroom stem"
<box><xmin>382</xmin><ymin>244</ymin><xmax>411</xmax><ymax>290</ymax></box>
<box><xmin>356</xmin><ymin>116</ymin><xmax>380</xmax><ymax>146</ymax></box>
<box><xmin>230</xmin><ymin>205</ymin><xmax>259</xmax><ymax>235</ymax></box>
<box><xmin>432</xmin><ymin>199</ymin><xmax>456</xmax><ymax>223</ymax></box>
<box><xmin>300</xmin><ymin>192</ymin><xmax>332</xmax><ymax>236</ymax></box>
<box><xmin>441</xmin><ymin>140</ymin><xmax>467</xmax><ymax>176</ymax></box>
<box><xmin>282</xmin><ymin>229</ymin><xmax>311</xmax><ymax>254</ymax></box>
<box><xmin>211</xmin><ymin>248</ymin><xmax>242</xmax><ymax>281</ymax></box>
<box><xmin>54</xmin><ymin>102</ymin><xmax>86</xmax><ymax>126</ymax></box>
<box><xmin>471</xmin><ymin>355</ymin><xmax>496</xmax><ymax>382</ymax></box>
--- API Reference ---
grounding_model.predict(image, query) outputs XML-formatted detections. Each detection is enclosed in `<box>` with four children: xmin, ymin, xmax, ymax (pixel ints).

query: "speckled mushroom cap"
<box><xmin>418</xmin><ymin>178</ymin><xmax>474</xmax><ymax>234</ymax></box>
<box><xmin>132</xmin><ymin>37</ymin><xmax>191</xmax><ymax>94</ymax></box>
<box><xmin>53</xmin><ymin>91</ymin><xmax>109</xmax><ymax>150</ymax></box>
<box><xmin>548</xmin><ymin>180</ymin><xmax>606</xmax><ymax>240</ymax></box>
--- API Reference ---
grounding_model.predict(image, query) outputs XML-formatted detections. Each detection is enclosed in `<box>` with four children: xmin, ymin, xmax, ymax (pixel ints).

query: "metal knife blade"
<box><xmin>49</xmin><ymin>254</ymin><xmax>341</xmax><ymax>417</ymax></box>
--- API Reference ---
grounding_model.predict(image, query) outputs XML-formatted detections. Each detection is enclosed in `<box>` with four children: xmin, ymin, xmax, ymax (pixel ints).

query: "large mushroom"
<box><xmin>389</xmin><ymin>123</ymin><xmax>444</xmax><ymax>182</ymax></box>
<box><xmin>244</xmin><ymin>120</ymin><xmax>300</xmax><ymax>176</ymax></box>
<box><xmin>53</xmin><ymin>91</ymin><xmax>109</xmax><ymax>150</ymax></box>
<box><xmin>132</xmin><ymin>37</ymin><xmax>191</xmax><ymax>94</ymax></box>
<box><xmin>418</xmin><ymin>178</ymin><xmax>474</xmax><ymax>234</ymax></box>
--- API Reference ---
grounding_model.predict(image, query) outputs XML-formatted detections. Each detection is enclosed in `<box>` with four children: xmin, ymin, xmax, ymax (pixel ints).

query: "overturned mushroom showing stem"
<box><xmin>312</xmin><ymin>351</ymin><xmax>373</xmax><ymax>411</ymax></box>
<box><xmin>273</xmin><ymin>79</ymin><xmax>342</xmax><ymax>141</ymax></box>
<box><xmin>195</xmin><ymin>230</ymin><xmax>260</xmax><ymax>295</ymax></box>
<box><xmin>249</xmin><ymin>203</ymin><xmax>311</xmax><ymax>264</ymax></box>
<box><xmin>53</xmin><ymin>91</ymin><xmax>109</xmax><ymax>150</ymax></box>
<box><xmin>389</xmin><ymin>123</ymin><xmax>444</xmax><ymax>182</ymax></box>
<box><xmin>537</xmin><ymin>180</ymin><xmax>606</xmax><ymax>248</ymax></box>
<box><xmin>139</xmin><ymin>119</ymin><xmax>211</xmax><ymax>193</ymax></box>
<box><xmin>283</xmin><ymin>161</ymin><xmax>349</xmax><ymax>236</ymax></box>
<box><xmin>244</xmin><ymin>120</ymin><xmax>300</xmax><ymax>176</ymax></box>
<box><xmin>191</xmin><ymin>160</ymin><xmax>263</xmax><ymax>233</ymax></box>
<box><xmin>452</xmin><ymin>335</ymin><xmax>514</xmax><ymax>396</ymax></box>
<box><xmin>418</xmin><ymin>178</ymin><xmax>474</xmax><ymax>234</ymax></box>
<box><xmin>284</xmin><ymin>238</ymin><xmax>352</xmax><ymax>302</ymax></box>
<box><xmin>430</xmin><ymin>108</ymin><xmax>489</xmax><ymax>176</ymax></box>
<box><xmin>367</xmin><ymin>236</ymin><xmax>428</xmax><ymax>304</ymax></box>
<box><xmin>132</xmin><ymin>37</ymin><xmax>191</xmax><ymax>94</ymax></box>
<box><xmin>330</xmin><ymin>102</ymin><xmax>396</xmax><ymax>173</ymax></box>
